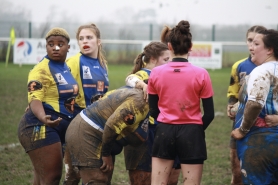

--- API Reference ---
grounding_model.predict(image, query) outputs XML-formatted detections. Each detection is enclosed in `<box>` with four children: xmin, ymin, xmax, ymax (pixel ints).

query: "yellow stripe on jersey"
<box><xmin>227</xmin><ymin>58</ymin><xmax>247</xmax><ymax>99</ymax></box>
<box><xmin>66</xmin><ymin>53</ymin><xmax>86</xmax><ymax>108</ymax></box>
<box><xmin>132</xmin><ymin>70</ymin><xmax>150</xmax><ymax>81</ymax></box>
<box><xmin>149</xmin><ymin>115</ymin><xmax>154</xmax><ymax>125</ymax></box>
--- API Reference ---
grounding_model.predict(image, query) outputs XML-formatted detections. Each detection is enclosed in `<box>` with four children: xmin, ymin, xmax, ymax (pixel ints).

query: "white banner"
<box><xmin>189</xmin><ymin>42</ymin><xmax>222</xmax><ymax>69</ymax></box>
<box><xmin>13</xmin><ymin>39</ymin><xmax>222</xmax><ymax>69</ymax></box>
<box><xmin>13</xmin><ymin>38</ymin><xmax>79</xmax><ymax>65</ymax></box>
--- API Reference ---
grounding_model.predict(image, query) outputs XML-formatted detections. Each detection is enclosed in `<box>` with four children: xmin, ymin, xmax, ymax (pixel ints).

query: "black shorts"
<box><xmin>152</xmin><ymin>123</ymin><xmax>206</xmax><ymax>164</ymax></box>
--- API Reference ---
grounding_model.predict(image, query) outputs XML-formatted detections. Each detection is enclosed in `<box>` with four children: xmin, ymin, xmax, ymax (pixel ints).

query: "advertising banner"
<box><xmin>189</xmin><ymin>42</ymin><xmax>222</xmax><ymax>69</ymax></box>
<box><xmin>13</xmin><ymin>39</ymin><xmax>222</xmax><ymax>69</ymax></box>
<box><xmin>13</xmin><ymin>39</ymin><xmax>79</xmax><ymax>65</ymax></box>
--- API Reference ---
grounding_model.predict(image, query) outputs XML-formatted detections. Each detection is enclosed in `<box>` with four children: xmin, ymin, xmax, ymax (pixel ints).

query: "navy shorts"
<box><xmin>18</xmin><ymin>109</ymin><xmax>72</xmax><ymax>153</ymax></box>
<box><xmin>152</xmin><ymin>123</ymin><xmax>206</xmax><ymax>164</ymax></box>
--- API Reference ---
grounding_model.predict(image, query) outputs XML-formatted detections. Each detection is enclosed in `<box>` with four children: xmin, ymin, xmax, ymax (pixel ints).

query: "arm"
<box><xmin>227</xmin><ymin>96</ymin><xmax>238</xmax><ymax>119</ymax></box>
<box><xmin>30</xmin><ymin>100</ymin><xmax>61</xmax><ymax>127</ymax></box>
<box><xmin>231</xmin><ymin>100</ymin><xmax>262</xmax><ymax>140</ymax></box>
<box><xmin>265</xmin><ymin>114</ymin><xmax>278</xmax><ymax>127</ymax></box>
<box><xmin>100</xmin><ymin>125</ymin><xmax>117</xmax><ymax>172</ymax></box>
<box><xmin>27</xmin><ymin>64</ymin><xmax>61</xmax><ymax>127</ymax></box>
<box><xmin>227</xmin><ymin>61</ymin><xmax>242</xmax><ymax>119</ymax></box>
<box><xmin>202</xmin><ymin>97</ymin><xmax>214</xmax><ymax>130</ymax></box>
<box><xmin>148</xmin><ymin>94</ymin><xmax>159</xmax><ymax>125</ymax></box>
<box><xmin>125</xmin><ymin>74</ymin><xmax>148</xmax><ymax>101</ymax></box>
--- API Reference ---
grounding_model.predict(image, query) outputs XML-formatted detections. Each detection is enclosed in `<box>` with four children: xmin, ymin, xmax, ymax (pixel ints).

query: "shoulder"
<box><xmin>66</xmin><ymin>53</ymin><xmax>82</xmax><ymax>64</ymax></box>
<box><xmin>190</xmin><ymin>64</ymin><xmax>209</xmax><ymax>74</ymax></box>
<box><xmin>232</xmin><ymin>57</ymin><xmax>248</xmax><ymax>69</ymax></box>
<box><xmin>250</xmin><ymin>63</ymin><xmax>271</xmax><ymax>77</ymax></box>
<box><xmin>31</xmin><ymin>58</ymin><xmax>50</xmax><ymax>71</ymax></box>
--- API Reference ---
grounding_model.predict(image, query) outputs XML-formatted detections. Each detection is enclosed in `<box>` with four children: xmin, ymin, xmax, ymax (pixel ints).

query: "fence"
<box><xmin>0</xmin><ymin>37</ymin><xmax>248</xmax><ymax>68</ymax></box>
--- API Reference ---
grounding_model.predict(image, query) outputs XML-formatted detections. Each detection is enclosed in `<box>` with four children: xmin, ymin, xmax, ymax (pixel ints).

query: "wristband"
<box><xmin>239</xmin><ymin>127</ymin><xmax>249</xmax><ymax>134</ymax></box>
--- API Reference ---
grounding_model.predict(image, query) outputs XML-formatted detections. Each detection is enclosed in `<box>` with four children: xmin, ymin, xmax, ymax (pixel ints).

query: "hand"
<box><xmin>100</xmin><ymin>156</ymin><xmax>113</xmax><ymax>172</ymax></box>
<box><xmin>142</xmin><ymin>83</ymin><xmax>148</xmax><ymax>102</ymax></box>
<box><xmin>43</xmin><ymin>115</ymin><xmax>62</xmax><ymax>127</ymax></box>
<box><xmin>25</xmin><ymin>105</ymin><xmax>30</xmax><ymax>112</ymax></box>
<box><xmin>265</xmin><ymin>114</ymin><xmax>278</xmax><ymax>127</ymax></box>
<box><xmin>231</xmin><ymin>128</ymin><xmax>244</xmax><ymax>140</ymax></box>
<box><xmin>227</xmin><ymin>104</ymin><xmax>235</xmax><ymax>120</ymax></box>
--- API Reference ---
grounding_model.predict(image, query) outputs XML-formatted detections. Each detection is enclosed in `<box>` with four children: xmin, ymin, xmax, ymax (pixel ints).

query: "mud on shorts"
<box><xmin>236</xmin><ymin>128</ymin><xmax>278</xmax><ymax>184</ymax></box>
<box><xmin>65</xmin><ymin>114</ymin><xmax>107</xmax><ymax>168</ymax></box>
<box><xmin>152</xmin><ymin>123</ymin><xmax>206</xmax><ymax>164</ymax></box>
<box><xmin>18</xmin><ymin>109</ymin><xmax>72</xmax><ymax>153</ymax></box>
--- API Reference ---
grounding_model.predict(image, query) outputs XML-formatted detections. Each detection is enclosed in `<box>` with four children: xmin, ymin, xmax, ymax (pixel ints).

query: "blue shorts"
<box><xmin>237</xmin><ymin>127</ymin><xmax>278</xmax><ymax>184</ymax></box>
<box><xmin>18</xmin><ymin>109</ymin><xmax>72</xmax><ymax>153</ymax></box>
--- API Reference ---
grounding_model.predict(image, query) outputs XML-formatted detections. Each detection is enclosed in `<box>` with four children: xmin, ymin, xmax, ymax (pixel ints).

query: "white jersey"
<box><xmin>247</xmin><ymin>61</ymin><xmax>278</xmax><ymax>115</ymax></box>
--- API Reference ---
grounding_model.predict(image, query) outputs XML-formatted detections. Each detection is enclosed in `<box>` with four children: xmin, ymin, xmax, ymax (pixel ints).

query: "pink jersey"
<box><xmin>148</xmin><ymin>61</ymin><xmax>214</xmax><ymax>124</ymax></box>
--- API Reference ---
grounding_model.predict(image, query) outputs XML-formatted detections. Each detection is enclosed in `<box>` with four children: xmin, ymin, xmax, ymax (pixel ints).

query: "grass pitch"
<box><xmin>0</xmin><ymin>63</ymin><xmax>233</xmax><ymax>184</ymax></box>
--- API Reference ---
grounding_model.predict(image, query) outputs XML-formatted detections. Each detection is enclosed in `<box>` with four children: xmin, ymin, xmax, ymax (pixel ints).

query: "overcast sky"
<box><xmin>10</xmin><ymin>0</ymin><xmax>278</xmax><ymax>26</ymax></box>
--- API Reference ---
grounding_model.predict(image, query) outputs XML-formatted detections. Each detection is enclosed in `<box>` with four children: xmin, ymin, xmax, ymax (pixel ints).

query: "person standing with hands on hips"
<box><xmin>148</xmin><ymin>20</ymin><xmax>214</xmax><ymax>185</ymax></box>
<box><xmin>18</xmin><ymin>27</ymin><xmax>78</xmax><ymax>185</ymax></box>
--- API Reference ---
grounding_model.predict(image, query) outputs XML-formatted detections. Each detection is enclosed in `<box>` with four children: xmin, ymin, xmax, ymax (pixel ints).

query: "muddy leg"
<box><xmin>129</xmin><ymin>170</ymin><xmax>151</xmax><ymax>185</ymax></box>
<box><xmin>63</xmin><ymin>146</ymin><xmax>81</xmax><ymax>185</ymax></box>
<box><xmin>230</xmin><ymin>148</ymin><xmax>243</xmax><ymax>185</ymax></box>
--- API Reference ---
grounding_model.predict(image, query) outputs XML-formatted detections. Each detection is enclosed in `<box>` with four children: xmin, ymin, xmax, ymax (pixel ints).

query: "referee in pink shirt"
<box><xmin>148</xmin><ymin>20</ymin><xmax>215</xmax><ymax>185</ymax></box>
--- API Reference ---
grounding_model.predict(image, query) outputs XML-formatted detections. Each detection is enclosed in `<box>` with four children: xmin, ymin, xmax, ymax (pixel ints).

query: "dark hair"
<box><xmin>76</xmin><ymin>24</ymin><xmax>107</xmax><ymax>70</ymax></box>
<box><xmin>165</xmin><ymin>20</ymin><xmax>192</xmax><ymax>55</ymax></box>
<box><xmin>257</xmin><ymin>29</ymin><xmax>278</xmax><ymax>59</ymax></box>
<box><xmin>130</xmin><ymin>41</ymin><xmax>168</xmax><ymax>74</ymax></box>
<box><xmin>246</xmin><ymin>25</ymin><xmax>267</xmax><ymax>38</ymax></box>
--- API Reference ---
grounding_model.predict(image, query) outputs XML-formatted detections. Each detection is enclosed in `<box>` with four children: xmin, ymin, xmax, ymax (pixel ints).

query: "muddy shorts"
<box><xmin>65</xmin><ymin>114</ymin><xmax>104</xmax><ymax>168</ymax></box>
<box><xmin>152</xmin><ymin>123</ymin><xmax>206</xmax><ymax>164</ymax></box>
<box><xmin>18</xmin><ymin>109</ymin><xmax>72</xmax><ymax>153</ymax></box>
<box><xmin>237</xmin><ymin>127</ymin><xmax>278</xmax><ymax>184</ymax></box>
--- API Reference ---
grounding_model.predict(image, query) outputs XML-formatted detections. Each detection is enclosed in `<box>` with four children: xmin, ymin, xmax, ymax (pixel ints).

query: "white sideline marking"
<box><xmin>0</xmin><ymin>142</ymin><xmax>20</xmax><ymax>151</ymax></box>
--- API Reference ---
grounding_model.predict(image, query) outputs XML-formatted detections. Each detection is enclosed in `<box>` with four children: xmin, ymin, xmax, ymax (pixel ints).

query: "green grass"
<box><xmin>0</xmin><ymin>63</ymin><xmax>233</xmax><ymax>185</ymax></box>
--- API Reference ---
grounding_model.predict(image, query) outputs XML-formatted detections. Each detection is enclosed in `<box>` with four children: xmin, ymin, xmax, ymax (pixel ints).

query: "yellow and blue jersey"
<box><xmin>27</xmin><ymin>56</ymin><xmax>78</xmax><ymax>118</ymax></box>
<box><xmin>82</xmin><ymin>87</ymin><xmax>149</xmax><ymax>140</ymax></box>
<box><xmin>227</xmin><ymin>57</ymin><xmax>256</xmax><ymax>99</ymax></box>
<box><xmin>129</xmin><ymin>68</ymin><xmax>151</xmax><ymax>82</ymax></box>
<box><xmin>66</xmin><ymin>52</ymin><xmax>109</xmax><ymax>109</ymax></box>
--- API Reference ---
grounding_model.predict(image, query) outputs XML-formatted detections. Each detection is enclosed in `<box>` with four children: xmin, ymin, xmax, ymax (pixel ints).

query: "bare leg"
<box><xmin>28</xmin><ymin>142</ymin><xmax>63</xmax><ymax>185</ymax></box>
<box><xmin>230</xmin><ymin>148</ymin><xmax>243</xmax><ymax>185</ymax></box>
<box><xmin>151</xmin><ymin>157</ymin><xmax>174</xmax><ymax>185</ymax></box>
<box><xmin>180</xmin><ymin>164</ymin><xmax>203</xmax><ymax>185</ymax></box>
